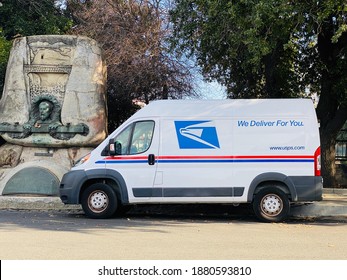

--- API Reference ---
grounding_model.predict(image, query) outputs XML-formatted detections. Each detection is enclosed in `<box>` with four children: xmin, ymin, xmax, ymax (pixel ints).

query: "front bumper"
<box><xmin>59</xmin><ymin>170</ymin><xmax>87</xmax><ymax>204</ymax></box>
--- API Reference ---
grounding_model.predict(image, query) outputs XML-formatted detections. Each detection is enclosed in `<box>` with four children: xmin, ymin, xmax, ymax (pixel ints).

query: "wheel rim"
<box><xmin>87</xmin><ymin>190</ymin><xmax>109</xmax><ymax>213</ymax></box>
<box><xmin>260</xmin><ymin>193</ymin><xmax>283</xmax><ymax>217</ymax></box>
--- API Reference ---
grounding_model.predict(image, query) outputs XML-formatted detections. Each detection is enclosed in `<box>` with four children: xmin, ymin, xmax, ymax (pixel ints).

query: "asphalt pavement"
<box><xmin>0</xmin><ymin>188</ymin><xmax>346</xmax><ymax>219</ymax></box>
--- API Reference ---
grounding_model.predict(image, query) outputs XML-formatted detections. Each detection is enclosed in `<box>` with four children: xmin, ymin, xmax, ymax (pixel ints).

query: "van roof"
<box><xmin>132</xmin><ymin>99</ymin><xmax>315</xmax><ymax>118</ymax></box>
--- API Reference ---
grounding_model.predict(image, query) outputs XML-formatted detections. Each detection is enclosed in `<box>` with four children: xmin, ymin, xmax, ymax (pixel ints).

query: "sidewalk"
<box><xmin>0</xmin><ymin>189</ymin><xmax>346</xmax><ymax>218</ymax></box>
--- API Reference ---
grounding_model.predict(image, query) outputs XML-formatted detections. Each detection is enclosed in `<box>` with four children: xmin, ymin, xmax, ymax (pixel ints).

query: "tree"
<box><xmin>0</xmin><ymin>0</ymin><xmax>73</xmax><ymax>98</ymax></box>
<box><xmin>0</xmin><ymin>0</ymin><xmax>72</xmax><ymax>40</ymax></box>
<box><xmin>170</xmin><ymin>0</ymin><xmax>347</xmax><ymax>187</ymax></box>
<box><xmin>67</xmin><ymin>0</ymin><xmax>198</xmax><ymax>129</ymax></box>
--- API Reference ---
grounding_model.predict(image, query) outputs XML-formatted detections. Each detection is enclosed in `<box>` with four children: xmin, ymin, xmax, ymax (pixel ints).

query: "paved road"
<box><xmin>0</xmin><ymin>206</ymin><xmax>346</xmax><ymax>260</ymax></box>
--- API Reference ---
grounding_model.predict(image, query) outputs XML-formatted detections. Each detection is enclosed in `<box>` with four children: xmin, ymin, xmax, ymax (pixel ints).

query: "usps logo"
<box><xmin>174</xmin><ymin>121</ymin><xmax>220</xmax><ymax>149</ymax></box>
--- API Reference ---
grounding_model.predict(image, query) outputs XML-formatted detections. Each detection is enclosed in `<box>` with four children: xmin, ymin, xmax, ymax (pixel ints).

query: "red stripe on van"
<box><xmin>104</xmin><ymin>155</ymin><xmax>314</xmax><ymax>160</ymax></box>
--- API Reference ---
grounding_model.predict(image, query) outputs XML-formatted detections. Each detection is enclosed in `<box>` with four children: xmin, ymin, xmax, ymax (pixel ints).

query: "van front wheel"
<box><xmin>253</xmin><ymin>187</ymin><xmax>290</xmax><ymax>222</ymax></box>
<box><xmin>81</xmin><ymin>183</ymin><xmax>118</xmax><ymax>219</ymax></box>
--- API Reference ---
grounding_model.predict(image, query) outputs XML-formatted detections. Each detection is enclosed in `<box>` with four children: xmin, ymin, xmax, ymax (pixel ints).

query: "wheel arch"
<box><xmin>247</xmin><ymin>172</ymin><xmax>298</xmax><ymax>202</ymax></box>
<box><xmin>79</xmin><ymin>169</ymin><xmax>129</xmax><ymax>205</ymax></box>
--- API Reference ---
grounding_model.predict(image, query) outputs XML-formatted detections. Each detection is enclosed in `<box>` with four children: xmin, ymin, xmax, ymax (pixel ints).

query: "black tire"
<box><xmin>252</xmin><ymin>187</ymin><xmax>290</xmax><ymax>222</ymax></box>
<box><xmin>81</xmin><ymin>183</ymin><xmax>118</xmax><ymax>219</ymax></box>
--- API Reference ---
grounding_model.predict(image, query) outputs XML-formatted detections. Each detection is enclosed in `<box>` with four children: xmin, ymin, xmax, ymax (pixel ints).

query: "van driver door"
<box><xmin>105</xmin><ymin>119</ymin><xmax>159</xmax><ymax>203</ymax></box>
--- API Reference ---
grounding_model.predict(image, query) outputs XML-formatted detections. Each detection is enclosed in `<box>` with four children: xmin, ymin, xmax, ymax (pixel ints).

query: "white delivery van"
<box><xmin>59</xmin><ymin>99</ymin><xmax>323</xmax><ymax>222</ymax></box>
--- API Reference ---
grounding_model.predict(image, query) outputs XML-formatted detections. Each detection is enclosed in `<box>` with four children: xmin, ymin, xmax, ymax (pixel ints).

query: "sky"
<box><xmin>196</xmin><ymin>80</ymin><xmax>227</xmax><ymax>100</ymax></box>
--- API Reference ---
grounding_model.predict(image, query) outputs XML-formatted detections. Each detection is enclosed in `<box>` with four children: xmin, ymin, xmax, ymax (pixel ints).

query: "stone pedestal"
<box><xmin>0</xmin><ymin>145</ymin><xmax>92</xmax><ymax>195</ymax></box>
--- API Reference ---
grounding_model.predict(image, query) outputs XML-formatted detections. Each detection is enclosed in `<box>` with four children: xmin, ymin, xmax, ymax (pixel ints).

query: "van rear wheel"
<box><xmin>81</xmin><ymin>183</ymin><xmax>118</xmax><ymax>219</ymax></box>
<box><xmin>253</xmin><ymin>187</ymin><xmax>290</xmax><ymax>222</ymax></box>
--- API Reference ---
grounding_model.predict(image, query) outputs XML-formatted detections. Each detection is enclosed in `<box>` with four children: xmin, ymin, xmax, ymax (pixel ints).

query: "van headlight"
<box><xmin>73</xmin><ymin>153</ymin><xmax>91</xmax><ymax>167</ymax></box>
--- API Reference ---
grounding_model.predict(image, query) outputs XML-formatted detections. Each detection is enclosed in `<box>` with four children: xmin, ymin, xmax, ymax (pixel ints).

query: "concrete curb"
<box><xmin>291</xmin><ymin>204</ymin><xmax>347</xmax><ymax>217</ymax></box>
<box><xmin>290</xmin><ymin>189</ymin><xmax>347</xmax><ymax>218</ymax></box>
<box><xmin>0</xmin><ymin>196</ymin><xmax>81</xmax><ymax>210</ymax></box>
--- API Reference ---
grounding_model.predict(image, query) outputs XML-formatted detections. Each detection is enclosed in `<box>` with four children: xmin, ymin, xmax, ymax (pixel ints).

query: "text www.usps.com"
<box><xmin>270</xmin><ymin>145</ymin><xmax>305</xmax><ymax>151</ymax></box>
<box><xmin>98</xmin><ymin>266</ymin><xmax>181</xmax><ymax>276</ymax></box>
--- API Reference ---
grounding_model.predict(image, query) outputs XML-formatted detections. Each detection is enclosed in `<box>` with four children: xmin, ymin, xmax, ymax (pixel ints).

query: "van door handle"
<box><xmin>148</xmin><ymin>154</ymin><xmax>155</xmax><ymax>165</ymax></box>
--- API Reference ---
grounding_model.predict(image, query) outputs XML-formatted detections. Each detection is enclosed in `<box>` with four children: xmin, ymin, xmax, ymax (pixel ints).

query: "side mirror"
<box><xmin>115</xmin><ymin>141</ymin><xmax>122</xmax><ymax>155</ymax></box>
<box><xmin>108</xmin><ymin>139</ymin><xmax>122</xmax><ymax>156</ymax></box>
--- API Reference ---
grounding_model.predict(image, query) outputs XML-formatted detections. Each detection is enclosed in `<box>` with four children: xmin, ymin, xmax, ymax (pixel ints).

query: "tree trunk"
<box><xmin>318</xmin><ymin>106</ymin><xmax>347</xmax><ymax>187</ymax></box>
<box><xmin>316</xmin><ymin>18</ymin><xmax>347</xmax><ymax>188</ymax></box>
<box><xmin>316</xmin><ymin>66</ymin><xmax>347</xmax><ymax>187</ymax></box>
<box><xmin>316</xmin><ymin>71</ymin><xmax>346</xmax><ymax>187</ymax></box>
<box><xmin>320</xmin><ymin>128</ymin><xmax>338</xmax><ymax>187</ymax></box>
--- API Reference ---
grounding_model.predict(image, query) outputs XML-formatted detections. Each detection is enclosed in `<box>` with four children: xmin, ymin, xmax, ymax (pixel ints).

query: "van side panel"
<box><xmin>156</xmin><ymin>106</ymin><xmax>321</xmax><ymax>203</ymax></box>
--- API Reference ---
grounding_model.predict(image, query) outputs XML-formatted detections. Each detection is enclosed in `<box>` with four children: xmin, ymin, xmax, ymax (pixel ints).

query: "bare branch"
<box><xmin>67</xmin><ymin>0</ymin><xmax>197</xmax><ymax>127</ymax></box>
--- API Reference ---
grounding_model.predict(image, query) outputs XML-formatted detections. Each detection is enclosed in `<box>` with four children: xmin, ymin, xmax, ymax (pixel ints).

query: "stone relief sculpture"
<box><xmin>1</xmin><ymin>94</ymin><xmax>89</xmax><ymax>140</ymax></box>
<box><xmin>25</xmin><ymin>96</ymin><xmax>63</xmax><ymax>134</ymax></box>
<box><xmin>0</xmin><ymin>35</ymin><xmax>107</xmax><ymax>195</ymax></box>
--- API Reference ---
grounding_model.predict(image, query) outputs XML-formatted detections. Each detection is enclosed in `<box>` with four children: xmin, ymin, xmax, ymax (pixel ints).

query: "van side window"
<box><xmin>113</xmin><ymin>121</ymin><xmax>154</xmax><ymax>155</ymax></box>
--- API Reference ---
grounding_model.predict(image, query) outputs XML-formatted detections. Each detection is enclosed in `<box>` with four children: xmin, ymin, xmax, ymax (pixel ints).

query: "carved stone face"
<box><xmin>39</xmin><ymin>101</ymin><xmax>53</xmax><ymax>121</ymax></box>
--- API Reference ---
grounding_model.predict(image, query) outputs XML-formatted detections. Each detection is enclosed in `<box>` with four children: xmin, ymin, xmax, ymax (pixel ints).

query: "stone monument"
<box><xmin>0</xmin><ymin>35</ymin><xmax>107</xmax><ymax>195</ymax></box>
